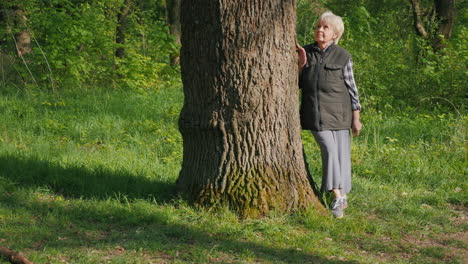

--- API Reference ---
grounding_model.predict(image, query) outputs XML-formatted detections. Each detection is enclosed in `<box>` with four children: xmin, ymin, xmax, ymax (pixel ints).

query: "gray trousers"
<box><xmin>312</xmin><ymin>130</ymin><xmax>351</xmax><ymax>195</ymax></box>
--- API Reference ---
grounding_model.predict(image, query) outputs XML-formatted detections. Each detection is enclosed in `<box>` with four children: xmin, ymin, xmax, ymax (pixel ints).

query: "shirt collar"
<box><xmin>312</xmin><ymin>42</ymin><xmax>335</xmax><ymax>52</ymax></box>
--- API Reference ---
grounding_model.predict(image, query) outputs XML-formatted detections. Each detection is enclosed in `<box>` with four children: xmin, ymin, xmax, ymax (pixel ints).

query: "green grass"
<box><xmin>0</xmin><ymin>85</ymin><xmax>466</xmax><ymax>263</ymax></box>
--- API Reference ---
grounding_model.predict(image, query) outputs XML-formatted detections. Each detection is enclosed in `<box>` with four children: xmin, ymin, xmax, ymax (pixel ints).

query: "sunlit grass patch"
<box><xmin>0</xmin><ymin>86</ymin><xmax>465</xmax><ymax>263</ymax></box>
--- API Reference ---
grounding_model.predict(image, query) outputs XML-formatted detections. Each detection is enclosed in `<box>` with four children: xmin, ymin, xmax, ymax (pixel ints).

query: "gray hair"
<box><xmin>318</xmin><ymin>11</ymin><xmax>345</xmax><ymax>44</ymax></box>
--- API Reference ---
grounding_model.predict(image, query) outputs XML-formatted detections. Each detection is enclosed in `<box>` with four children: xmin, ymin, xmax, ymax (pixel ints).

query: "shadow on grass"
<box><xmin>0</xmin><ymin>154</ymin><xmax>176</xmax><ymax>202</ymax></box>
<box><xmin>0</xmin><ymin>154</ymin><xmax>358</xmax><ymax>263</ymax></box>
<box><xmin>1</xmin><ymin>191</ymin><xmax>358</xmax><ymax>264</ymax></box>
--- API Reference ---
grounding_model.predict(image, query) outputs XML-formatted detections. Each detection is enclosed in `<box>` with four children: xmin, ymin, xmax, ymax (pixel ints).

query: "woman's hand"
<box><xmin>352</xmin><ymin>110</ymin><xmax>362</xmax><ymax>137</ymax></box>
<box><xmin>296</xmin><ymin>44</ymin><xmax>307</xmax><ymax>69</ymax></box>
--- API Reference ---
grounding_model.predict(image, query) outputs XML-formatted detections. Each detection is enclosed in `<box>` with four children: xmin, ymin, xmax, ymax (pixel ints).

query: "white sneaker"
<box><xmin>330</xmin><ymin>198</ymin><xmax>344</xmax><ymax>218</ymax></box>
<box><xmin>342</xmin><ymin>195</ymin><xmax>348</xmax><ymax>209</ymax></box>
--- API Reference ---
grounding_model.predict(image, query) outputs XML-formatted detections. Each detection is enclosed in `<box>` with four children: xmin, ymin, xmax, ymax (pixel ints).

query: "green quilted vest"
<box><xmin>299</xmin><ymin>43</ymin><xmax>352</xmax><ymax>131</ymax></box>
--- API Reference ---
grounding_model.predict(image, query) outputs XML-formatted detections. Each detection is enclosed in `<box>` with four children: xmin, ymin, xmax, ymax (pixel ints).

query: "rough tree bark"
<box><xmin>115</xmin><ymin>0</ymin><xmax>132</xmax><ymax>58</ymax></box>
<box><xmin>177</xmin><ymin>0</ymin><xmax>324</xmax><ymax>217</ymax></box>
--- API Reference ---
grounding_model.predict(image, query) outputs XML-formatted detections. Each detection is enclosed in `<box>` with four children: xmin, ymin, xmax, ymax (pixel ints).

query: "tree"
<box><xmin>1</xmin><ymin>3</ymin><xmax>31</xmax><ymax>57</ymax></box>
<box><xmin>409</xmin><ymin>0</ymin><xmax>456</xmax><ymax>50</ymax></box>
<box><xmin>433</xmin><ymin>0</ymin><xmax>455</xmax><ymax>49</ymax></box>
<box><xmin>115</xmin><ymin>0</ymin><xmax>132</xmax><ymax>58</ymax></box>
<box><xmin>12</xmin><ymin>6</ymin><xmax>31</xmax><ymax>57</ymax></box>
<box><xmin>177</xmin><ymin>0</ymin><xmax>324</xmax><ymax>217</ymax></box>
<box><xmin>166</xmin><ymin>0</ymin><xmax>181</xmax><ymax>65</ymax></box>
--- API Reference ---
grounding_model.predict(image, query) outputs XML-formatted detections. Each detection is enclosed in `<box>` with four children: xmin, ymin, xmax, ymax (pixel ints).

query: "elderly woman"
<box><xmin>297</xmin><ymin>11</ymin><xmax>362</xmax><ymax>218</ymax></box>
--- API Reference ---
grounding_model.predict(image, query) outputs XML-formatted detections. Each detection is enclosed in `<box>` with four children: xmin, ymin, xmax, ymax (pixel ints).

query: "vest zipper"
<box><xmin>316</xmin><ymin>52</ymin><xmax>323</xmax><ymax>130</ymax></box>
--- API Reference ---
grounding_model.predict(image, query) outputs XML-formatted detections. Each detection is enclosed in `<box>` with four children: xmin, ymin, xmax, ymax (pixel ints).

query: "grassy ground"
<box><xmin>0</xmin><ymin>86</ymin><xmax>465</xmax><ymax>264</ymax></box>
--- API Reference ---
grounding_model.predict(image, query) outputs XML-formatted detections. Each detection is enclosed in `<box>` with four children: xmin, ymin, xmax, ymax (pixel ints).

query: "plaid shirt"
<box><xmin>343</xmin><ymin>59</ymin><xmax>362</xmax><ymax>111</ymax></box>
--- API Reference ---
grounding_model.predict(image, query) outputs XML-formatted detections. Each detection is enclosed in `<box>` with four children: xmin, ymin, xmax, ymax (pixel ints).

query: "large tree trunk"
<box><xmin>177</xmin><ymin>0</ymin><xmax>323</xmax><ymax>217</ymax></box>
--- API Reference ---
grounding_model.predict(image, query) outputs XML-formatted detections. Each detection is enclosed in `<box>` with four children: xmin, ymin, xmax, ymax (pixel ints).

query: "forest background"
<box><xmin>0</xmin><ymin>0</ymin><xmax>466</xmax><ymax>263</ymax></box>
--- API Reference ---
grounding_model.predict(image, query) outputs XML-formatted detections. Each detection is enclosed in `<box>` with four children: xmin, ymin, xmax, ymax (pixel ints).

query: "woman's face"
<box><xmin>314</xmin><ymin>20</ymin><xmax>337</xmax><ymax>45</ymax></box>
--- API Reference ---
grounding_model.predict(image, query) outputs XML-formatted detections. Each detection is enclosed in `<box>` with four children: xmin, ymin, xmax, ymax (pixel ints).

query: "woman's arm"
<box><xmin>343</xmin><ymin>58</ymin><xmax>362</xmax><ymax>136</ymax></box>
<box><xmin>343</xmin><ymin>58</ymin><xmax>361</xmax><ymax>111</ymax></box>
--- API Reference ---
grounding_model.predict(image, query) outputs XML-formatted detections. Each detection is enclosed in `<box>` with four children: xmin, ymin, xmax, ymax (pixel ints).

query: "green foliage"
<box><xmin>114</xmin><ymin>4</ymin><xmax>179</xmax><ymax>90</ymax></box>
<box><xmin>34</xmin><ymin>1</ymin><xmax>118</xmax><ymax>87</ymax></box>
<box><xmin>0</xmin><ymin>0</ymin><xmax>175</xmax><ymax>90</ymax></box>
<box><xmin>1</xmin><ymin>0</ymin><xmax>464</xmax><ymax>112</ymax></box>
<box><xmin>296</xmin><ymin>0</ymin><xmax>322</xmax><ymax>44</ymax></box>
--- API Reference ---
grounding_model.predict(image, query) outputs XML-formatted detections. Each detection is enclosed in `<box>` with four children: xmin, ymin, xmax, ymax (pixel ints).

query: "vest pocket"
<box><xmin>324</xmin><ymin>64</ymin><xmax>342</xmax><ymax>70</ymax></box>
<box><xmin>324</xmin><ymin>64</ymin><xmax>343</xmax><ymax>80</ymax></box>
<box><xmin>322</xmin><ymin>63</ymin><xmax>345</xmax><ymax>93</ymax></box>
<box><xmin>321</xmin><ymin>102</ymin><xmax>344</xmax><ymax>124</ymax></box>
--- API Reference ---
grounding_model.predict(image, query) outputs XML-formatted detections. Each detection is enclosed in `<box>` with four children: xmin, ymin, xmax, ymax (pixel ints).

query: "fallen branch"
<box><xmin>0</xmin><ymin>246</ymin><xmax>34</xmax><ymax>264</ymax></box>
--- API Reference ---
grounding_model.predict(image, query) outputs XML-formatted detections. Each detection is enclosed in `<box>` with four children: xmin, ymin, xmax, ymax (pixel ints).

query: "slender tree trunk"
<box><xmin>0</xmin><ymin>7</ymin><xmax>6</xmax><ymax>77</ymax></box>
<box><xmin>409</xmin><ymin>0</ymin><xmax>429</xmax><ymax>38</ymax></box>
<box><xmin>178</xmin><ymin>0</ymin><xmax>324</xmax><ymax>217</ymax></box>
<box><xmin>409</xmin><ymin>0</ymin><xmax>456</xmax><ymax>50</ymax></box>
<box><xmin>167</xmin><ymin>0</ymin><xmax>181</xmax><ymax>65</ymax></box>
<box><xmin>433</xmin><ymin>0</ymin><xmax>455</xmax><ymax>49</ymax></box>
<box><xmin>14</xmin><ymin>31</ymin><xmax>30</xmax><ymax>57</ymax></box>
<box><xmin>115</xmin><ymin>0</ymin><xmax>132</xmax><ymax>58</ymax></box>
<box><xmin>9</xmin><ymin>5</ymin><xmax>31</xmax><ymax>57</ymax></box>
